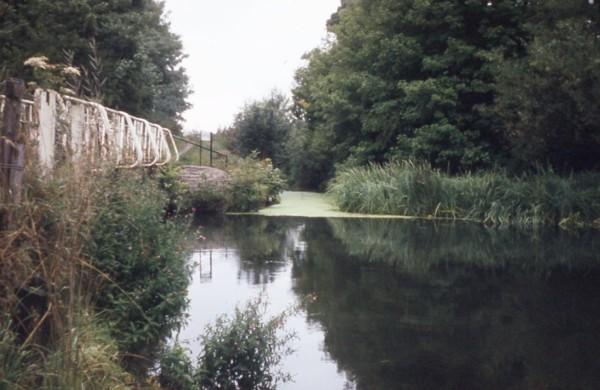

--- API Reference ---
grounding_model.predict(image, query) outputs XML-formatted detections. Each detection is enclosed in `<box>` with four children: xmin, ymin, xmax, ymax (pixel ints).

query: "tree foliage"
<box><xmin>290</xmin><ymin>0</ymin><xmax>600</xmax><ymax>188</ymax></box>
<box><xmin>494</xmin><ymin>0</ymin><xmax>600</xmax><ymax>171</ymax></box>
<box><xmin>224</xmin><ymin>92</ymin><xmax>294</xmax><ymax>168</ymax></box>
<box><xmin>293</xmin><ymin>0</ymin><xmax>528</xmax><ymax>181</ymax></box>
<box><xmin>0</xmin><ymin>0</ymin><xmax>190</xmax><ymax>132</ymax></box>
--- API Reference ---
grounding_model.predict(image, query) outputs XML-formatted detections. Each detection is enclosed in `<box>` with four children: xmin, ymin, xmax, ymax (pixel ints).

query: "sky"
<box><xmin>162</xmin><ymin>0</ymin><xmax>341</xmax><ymax>134</ymax></box>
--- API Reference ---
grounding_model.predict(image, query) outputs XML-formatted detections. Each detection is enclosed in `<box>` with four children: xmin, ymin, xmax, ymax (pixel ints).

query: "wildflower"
<box><xmin>62</xmin><ymin>66</ymin><xmax>81</xmax><ymax>76</ymax></box>
<box><xmin>24</xmin><ymin>56</ymin><xmax>54</xmax><ymax>70</ymax></box>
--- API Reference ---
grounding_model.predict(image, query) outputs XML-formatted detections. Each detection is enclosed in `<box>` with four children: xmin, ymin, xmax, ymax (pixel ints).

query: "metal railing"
<box><xmin>1</xmin><ymin>88</ymin><xmax>179</xmax><ymax>170</ymax></box>
<box><xmin>173</xmin><ymin>133</ymin><xmax>228</xmax><ymax>168</ymax></box>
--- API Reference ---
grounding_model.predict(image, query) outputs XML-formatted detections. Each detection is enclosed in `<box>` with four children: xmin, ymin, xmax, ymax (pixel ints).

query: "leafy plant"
<box><xmin>227</xmin><ymin>152</ymin><xmax>285</xmax><ymax>212</ymax></box>
<box><xmin>159</xmin><ymin>343</ymin><xmax>195</xmax><ymax>390</ymax></box>
<box><xmin>184</xmin><ymin>185</ymin><xmax>229</xmax><ymax>215</ymax></box>
<box><xmin>86</xmin><ymin>172</ymin><xmax>191</xmax><ymax>374</ymax></box>
<box><xmin>157</xmin><ymin>165</ymin><xmax>189</xmax><ymax>217</ymax></box>
<box><xmin>179</xmin><ymin>152</ymin><xmax>285</xmax><ymax>214</ymax></box>
<box><xmin>195</xmin><ymin>298</ymin><xmax>295</xmax><ymax>390</ymax></box>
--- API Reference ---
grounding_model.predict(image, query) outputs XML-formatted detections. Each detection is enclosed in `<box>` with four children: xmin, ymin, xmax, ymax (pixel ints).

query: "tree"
<box><xmin>494</xmin><ymin>0</ymin><xmax>600</xmax><ymax>171</ymax></box>
<box><xmin>0</xmin><ymin>0</ymin><xmax>190</xmax><ymax>132</ymax></box>
<box><xmin>225</xmin><ymin>92</ymin><xmax>294</xmax><ymax>169</ymax></box>
<box><xmin>293</xmin><ymin>0</ymin><xmax>529</xmax><ymax>186</ymax></box>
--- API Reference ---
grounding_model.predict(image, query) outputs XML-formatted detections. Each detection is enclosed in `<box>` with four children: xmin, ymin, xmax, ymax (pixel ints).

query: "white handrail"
<box><xmin>1</xmin><ymin>92</ymin><xmax>180</xmax><ymax>169</ymax></box>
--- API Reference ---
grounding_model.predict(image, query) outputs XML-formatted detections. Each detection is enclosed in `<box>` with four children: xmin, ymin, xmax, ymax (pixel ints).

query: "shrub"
<box><xmin>328</xmin><ymin>161</ymin><xmax>600</xmax><ymax>227</ymax></box>
<box><xmin>86</xmin><ymin>172</ymin><xmax>191</xmax><ymax>373</ymax></box>
<box><xmin>184</xmin><ymin>185</ymin><xmax>228</xmax><ymax>215</ymax></box>
<box><xmin>157</xmin><ymin>165</ymin><xmax>189</xmax><ymax>217</ymax></box>
<box><xmin>194</xmin><ymin>298</ymin><xmax>294</xmax><ymax>390</ymax></box>
<box><xmin>159</xmin><ymin>343</ymin><xmax>195</xmax><ymax>390</ymax></box>
<box><xmin>227</xmin><ymin>152</ymin><xmax>285</xmax><ymax>212</ymax></box>
<box><xmin>180</xmin><ymin>152</ymin><xmax>285</xmax><ymax>214</ymax></box>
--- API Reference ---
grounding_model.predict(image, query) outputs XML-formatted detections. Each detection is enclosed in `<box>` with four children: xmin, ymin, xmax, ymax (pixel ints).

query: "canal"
<box><xmin>180</xmin><ymin>215</ymin><xmax>600</xmax><ymax>390</ymax></box>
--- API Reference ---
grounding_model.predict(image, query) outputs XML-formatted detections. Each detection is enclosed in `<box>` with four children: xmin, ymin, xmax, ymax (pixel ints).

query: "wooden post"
<box><xmin>0</xmin><ymin>78</ymin><xmax>26</xmax><ymax>227</ymax></box>
<box><xmin>209</xmin><ymin>132</ymin><xmax>213</xmax><ymax>167</ymax></box>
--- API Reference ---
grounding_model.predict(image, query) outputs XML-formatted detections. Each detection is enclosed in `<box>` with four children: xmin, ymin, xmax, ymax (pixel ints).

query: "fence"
<box><xmin>0</xmin><ymin>90</ymin><xmax>179</xmax><ymax>171</ymax></box>
<box><xmin>173</xmin><ymin>133</ymin><xmax>228</xmax><ymax>168</ymax></box>
<box><xmin>0</xmin><ymin>79</ymin><xmax>180</xmax><ymax>224</ymax></box>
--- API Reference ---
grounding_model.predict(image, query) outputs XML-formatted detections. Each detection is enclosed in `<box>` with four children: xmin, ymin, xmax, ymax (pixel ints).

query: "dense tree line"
<box><xmin>293</xmin><ymin>0</ymin><xmax>530</xmax><ymax>187</ymax></box>
<box><xmin>0</xmin><ymin>0</ymin><xmax>189</xmax><ymax>132</ymax></box>
<box><xmin>225</xmin><ymin>0</ymin><xmax>600</xmax><ymax>189</ymax></box>
<box><xmin>296</xmin><ymin>0</ymin><xmax>600</xmax><ymax>185</ymax></box>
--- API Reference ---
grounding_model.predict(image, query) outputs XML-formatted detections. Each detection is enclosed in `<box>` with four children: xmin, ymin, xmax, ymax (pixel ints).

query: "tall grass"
<box><xmin>0</xmin><ymin>161</ymin><xmax>190</xmax><ymax>387</ymax></box>
<box><xmin>328</xmin><ymin>161</ymin><xmax>600</xmax><ymax>227</ymax></box>
<box><xmin>0</xmin><ymin>163</ymin><xmax>133</xmax><ymax>388</ymax></box>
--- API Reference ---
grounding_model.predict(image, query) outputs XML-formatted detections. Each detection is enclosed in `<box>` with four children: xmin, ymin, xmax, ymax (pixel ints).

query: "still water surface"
<box><xmin>180</xmin><ymin>215</ymin><xmax>600</xmax><ymax>390</ymax></box>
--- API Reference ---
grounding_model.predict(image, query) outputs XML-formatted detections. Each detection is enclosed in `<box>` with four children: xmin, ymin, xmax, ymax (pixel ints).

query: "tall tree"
<box><xmin>293</xmin><ymin>0</ymin><xmax>528</xmax><ymax>186</ymax></box>
<box><xmin>225</xmin><ymin>92</ymin><xmax>294</xmax><ymax>169</ymax></box>
<box><xmin>494</xmin><ymin>0</ymin><xmax>600</xmax><ymax>171</ymax></box>
<box><xmin>0</xmin><ymin>0</ymin><xmax>190</xmax><ymax>132</ymax></box>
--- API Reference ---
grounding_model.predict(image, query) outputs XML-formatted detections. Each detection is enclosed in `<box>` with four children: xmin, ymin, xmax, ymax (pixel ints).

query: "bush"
<box><xmin>159</xmin><ymin>343</ymin><xmax>196</xmax><ymax>390</ymax></box>
<box><xmin>86</xmin><ymin>172</ymin><xmax>191</xmax><ymax>373</ymax></box>
<box><xmin>181</xmin><ymin>153</ymin><xmax>285</xmax><ymax>214</ymax></box>
<box><xmin>1</xmin><ymin>162</ymin><xmax>192</xmax><ymax>386</ymax></box>
<box><xmin>195</xmin><ymin>298</ymin><xmax>294</xmax><ymax>390</ymax></box>
<box><xmin>184</xmin><ymin>185</ymin><xmax>228</xmax><ymax>215</ymax></box>
<box><xmin>227</xmin><ymin>152</ymin><xmax>285</xmax><ymax>212</ymax></box>
<box><xmin>328</xmin><ymin>161</ymin><xmax>600</xmax><ymax>227</ymax></box>
<box><xmin>157</xmin><ymin>165</ymin><xmax>189</xmax><ymax>217</ymax></box>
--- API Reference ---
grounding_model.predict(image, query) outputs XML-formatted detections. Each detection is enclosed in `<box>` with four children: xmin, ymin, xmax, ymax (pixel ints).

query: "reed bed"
<box><xmin>328</xmin><ymin>161</ymin><xmax>600</xmax><ymax>227</ymax></box>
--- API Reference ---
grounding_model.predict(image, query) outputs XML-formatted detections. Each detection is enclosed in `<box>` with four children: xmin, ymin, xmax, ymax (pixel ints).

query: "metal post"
<box><xmin>209</xmin><ymin>132</ymin><xmax>213</xmax><ymax>167</ymax></box>
<box><xmin>0</xmin><ymin>78</ymin><xmax>25</xmax><ymax>228</ymax></box>
<box><xmin>199</xmin><ymin>138</ymin><xmax>202</xmax><ymax>165</ymax></box>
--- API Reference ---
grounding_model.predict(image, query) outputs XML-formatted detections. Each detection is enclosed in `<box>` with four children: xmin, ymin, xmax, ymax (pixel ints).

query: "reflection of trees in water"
<box><xmin>328</xmin><ymin>218</ymin><xmax>600</xmax><ymax>273</ymax></box>
<box><xmin>197</xmin><ymin>216</ymin><xmax>305</xmax><ymax>285</ymax></box>
<box><xmin>292</xmin><ymin>219</ymin><xmax>600</xmax><ymax>390</ymax></box>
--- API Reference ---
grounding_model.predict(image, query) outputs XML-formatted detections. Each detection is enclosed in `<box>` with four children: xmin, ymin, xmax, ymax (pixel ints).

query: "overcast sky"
<box><xmin>163</xmin><ymin>0</ymin><xmax>341</xmax><ymax>134</ymax></box>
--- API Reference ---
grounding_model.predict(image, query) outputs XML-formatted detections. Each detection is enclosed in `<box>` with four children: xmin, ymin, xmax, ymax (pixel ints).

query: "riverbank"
<box><xmin>328</xmin><ymin>162</ymin><xmax>600</xmax><ymax>228</ymax></box>
<box><xmin>0</xmin><ymin>167</ymin><xmax>191</xmax><ymax>388</ymax></box>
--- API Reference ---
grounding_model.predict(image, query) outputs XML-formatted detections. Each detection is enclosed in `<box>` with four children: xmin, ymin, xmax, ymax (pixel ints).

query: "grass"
<box><xmin>328</xmin><ymin>161</ymin><xmax>600</xmax><ymax>227</ymax></box>
<box><xmin>0</xmin><ymin>161</ymin><xmax>190</xmax><ymax>388</ymax></box>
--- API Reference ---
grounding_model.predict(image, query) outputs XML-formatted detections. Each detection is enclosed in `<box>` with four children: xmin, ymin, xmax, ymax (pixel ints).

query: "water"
<box><xmin>180</xmin><ymin>215</ymin><xmax>600</xmax><ymax>390</ymax></box>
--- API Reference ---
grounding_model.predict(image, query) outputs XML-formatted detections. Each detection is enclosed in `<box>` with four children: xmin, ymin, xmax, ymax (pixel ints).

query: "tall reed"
<box><xmin>328</xmin><ymin>161</ymin><xmax>600</xmax><ymax>227</ymax></box>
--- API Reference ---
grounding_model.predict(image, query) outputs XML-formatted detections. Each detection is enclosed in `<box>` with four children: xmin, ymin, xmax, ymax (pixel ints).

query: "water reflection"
<box><xmin>185</xmin><ymin>216</ymin><xmax>600</xmax><ymax>390</ymax></box>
